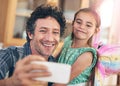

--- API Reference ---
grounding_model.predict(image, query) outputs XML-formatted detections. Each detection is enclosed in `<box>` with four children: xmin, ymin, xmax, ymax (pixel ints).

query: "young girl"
<box><xmin>54</xmin><ymin>8</ymin><xmax>101</xmax><ymax>86</ymax></box>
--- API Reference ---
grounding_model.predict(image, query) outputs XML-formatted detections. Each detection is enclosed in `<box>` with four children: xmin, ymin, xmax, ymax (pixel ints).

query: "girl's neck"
<box><xmin>71</xmin><ymin>38</ymin><xmax>89</xmax><ymax>48</ymax></box>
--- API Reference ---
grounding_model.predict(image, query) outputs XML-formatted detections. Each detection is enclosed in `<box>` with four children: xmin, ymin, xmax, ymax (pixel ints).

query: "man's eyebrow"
<box><xmin>37</xmin><ymin>26</ymin><xmax>48</xmax><ymax>29</ymax></box>
<box><xmin>53</xmin><ymin>28</ymin><xmax>60</xmax><ymax>30</ymax></box>
<box><xmin>37</xmin><ymin>26</ymin><xmax>60</xmax><ymax>31</ymax></box>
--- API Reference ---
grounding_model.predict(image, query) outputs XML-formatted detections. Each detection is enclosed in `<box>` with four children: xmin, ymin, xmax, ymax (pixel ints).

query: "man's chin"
<box><xmin>42</xmin><ymin>53</ymin><xmax>51</xmax><ymax>58</ymax></box>
<box><xmin>42</xmin><ymin>49</ymin><xmax>54</xmax><ymax>57</ymax></box>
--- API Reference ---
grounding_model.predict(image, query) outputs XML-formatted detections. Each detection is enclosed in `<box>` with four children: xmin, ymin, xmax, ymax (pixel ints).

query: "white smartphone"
<box><xmin>31</xmin><ymin>61</ymin><xmax>71</xmax><ymax>84</ymax></box>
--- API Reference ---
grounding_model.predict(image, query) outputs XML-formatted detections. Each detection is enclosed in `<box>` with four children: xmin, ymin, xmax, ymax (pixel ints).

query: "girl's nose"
<box><xmin>80</xmin><ymin>23</ymin><xmax>85</xmax><ymax>29</ymax></box>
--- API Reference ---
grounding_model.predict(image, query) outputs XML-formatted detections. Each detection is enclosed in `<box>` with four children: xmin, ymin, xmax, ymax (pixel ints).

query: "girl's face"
<box><xmin>72</xmin><ymin>12</ymin><xmax>99</xmax><ymax>41</ymax></box>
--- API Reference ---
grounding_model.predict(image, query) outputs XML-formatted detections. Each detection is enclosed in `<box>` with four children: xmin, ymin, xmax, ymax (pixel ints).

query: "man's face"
<box><xmin>28</xmin><ymin>17</ymin><xmax>60</xmax><ymax>59</ymax></box>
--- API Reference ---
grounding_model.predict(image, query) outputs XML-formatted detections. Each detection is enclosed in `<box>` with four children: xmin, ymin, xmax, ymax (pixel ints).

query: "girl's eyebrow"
<box><xmin>76</xmin><ymin>18</ymin><xmax>82</xmax><ymax>21</ymax></box>
<box><xmin>87</xmin><ymin>22</ymin><xmax>93</xmax><ymax>25</ymax></box>
<box><xmin>76</xmin><ymin>18</ymin><xmax>93</xmax><ymax>25</ymax></box>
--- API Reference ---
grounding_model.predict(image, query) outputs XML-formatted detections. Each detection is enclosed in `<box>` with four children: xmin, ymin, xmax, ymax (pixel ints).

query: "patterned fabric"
<box><xmin>67</xmin><ymin>82</ymin><xmax>87</xmax><ymax>86</ymax></box>
<box><xmin>0</xmin><ymin>42</ymin><xmax>31</xmax><ymax>79</ymax></box>
<box><xmin>58</xmin><ymin>35</ymin><xmax>98</xmax><ymax>85</ymax></box>
<box><xmin>93</xmin><ymin>44</ymin><xmax>120</xmax><ymax>86</ymax></box>
<box><xmin>0</xmin><ymin>42</ymin><xmax>54</xmax><ymax>86</ymax></box>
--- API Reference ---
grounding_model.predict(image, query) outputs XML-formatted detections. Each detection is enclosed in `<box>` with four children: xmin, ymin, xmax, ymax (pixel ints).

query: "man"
<box><xmin>0</xmin><ymin>4</ymin><xmax>66</xmax><ymax>86</ymax></box>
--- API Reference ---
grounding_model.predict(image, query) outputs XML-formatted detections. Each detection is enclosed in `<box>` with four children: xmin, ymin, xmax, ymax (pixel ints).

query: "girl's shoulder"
<box><xmin>78</xmin><ymin>47</ymin><xmax>97</xmax><ymax>54</ymax></box>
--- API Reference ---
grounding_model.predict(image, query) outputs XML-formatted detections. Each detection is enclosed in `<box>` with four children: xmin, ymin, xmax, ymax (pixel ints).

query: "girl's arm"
<box><xmin>53</xmin><ymin>52</ymin><xmax>93</xmax><ymax>86</ymax></box>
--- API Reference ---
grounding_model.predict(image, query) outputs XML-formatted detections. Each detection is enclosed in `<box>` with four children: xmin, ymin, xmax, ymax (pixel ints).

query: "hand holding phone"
<box><xmin>31</xmin><ymin>61</ymin><xmax>71</xmax><ymax>84</ymax></box>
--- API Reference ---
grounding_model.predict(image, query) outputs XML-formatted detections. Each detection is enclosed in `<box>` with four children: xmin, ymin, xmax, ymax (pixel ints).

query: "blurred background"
<box><xmin>0</xmin><ymin>0</ymin><xmax>120</xmax><ymax>85</ymax></box>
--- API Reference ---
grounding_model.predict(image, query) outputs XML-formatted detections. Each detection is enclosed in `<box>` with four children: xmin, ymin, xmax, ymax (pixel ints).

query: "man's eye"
<box><xmin>39</xmin><ymin>30</ymin><xmax>46</xmax><ymax>32</ymax></box>
<box><xmin>53</xmin><ymin>32</ymin><xmax>60</xmax><ymax>35</ymax></box>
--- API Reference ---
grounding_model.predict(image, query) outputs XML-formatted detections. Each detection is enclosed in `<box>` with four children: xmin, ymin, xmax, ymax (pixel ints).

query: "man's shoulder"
<box><xmin>0</xmin><ymin>46</ymin><xmax>25</xmax><ymax>59</ymax></box>
<box><xmin>0</xmin><ymin>46</ymin><xmax>23</xmax><ymax>51</ymax></box>
<box><xmin>9</xmin><ymin>46</ymin><xmax>25</xmax><ymax>59</ymax></box>
<box><xmin>7</xmin><ymin>46</ymin><xmax>24</xmax><ymax>53</ymax></box>
<box><xmin>9</xmin><ymin>46</ymin><xmax>24</xmax><ymax>51</ymax></box>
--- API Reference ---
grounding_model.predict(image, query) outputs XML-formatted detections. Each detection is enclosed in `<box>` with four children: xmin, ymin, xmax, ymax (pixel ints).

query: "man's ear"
<box><xmin>27</xmin><ymin>32</ymin><xmax>33</xmax><ymax>39</ymax></box>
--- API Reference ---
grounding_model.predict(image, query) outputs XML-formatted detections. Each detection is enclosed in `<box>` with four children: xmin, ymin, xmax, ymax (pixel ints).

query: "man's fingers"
<box><xmin>16</xmin><ymin>55</ymin><xmax>46</xmax><ymax>66</ymax></box>
<box><xmin>20</xmin><ymin>63</ymin><xmax>49</xmax><ymax>73</ymax></box>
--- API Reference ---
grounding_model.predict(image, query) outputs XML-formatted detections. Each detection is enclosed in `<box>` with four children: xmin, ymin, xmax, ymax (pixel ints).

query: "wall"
<box><xmin>0</xmin><ymin>0</ymin><xmax>8</xmax><ymax>42</ymax></box>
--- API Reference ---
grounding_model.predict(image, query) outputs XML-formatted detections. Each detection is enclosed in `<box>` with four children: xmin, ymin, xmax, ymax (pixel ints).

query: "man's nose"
<box><xmin>45</xmin><ymin>32</ymin><xmax>54</xmax><ymax>41</ymax></box>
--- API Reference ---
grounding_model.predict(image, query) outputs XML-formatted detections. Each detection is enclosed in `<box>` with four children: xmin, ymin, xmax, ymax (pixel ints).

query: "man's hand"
<box><xmin>6</xmin><ymin>55</ymin><xmax>51</xmax><ymax>86</ymax></box>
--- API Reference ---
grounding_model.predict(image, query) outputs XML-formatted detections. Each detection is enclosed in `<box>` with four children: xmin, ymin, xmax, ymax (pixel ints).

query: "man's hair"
<box><xmin>26</xmin><ymin>4</ymin><xmax>66</xmax><ymax>42</ymax></box>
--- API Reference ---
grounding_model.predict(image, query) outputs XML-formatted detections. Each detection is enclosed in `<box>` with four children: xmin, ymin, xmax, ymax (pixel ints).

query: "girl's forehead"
<box><xmin>76</xmin><ymin>12</ymin><xmax>96</xmax><ymax>20</ymax></box>
<box><xmin>77</xmin><ymin>11</ymin><xmax>95</xmax><ymax>17</ymax></box>
<box><xmin>76</xmin><ymin>12</ymin><xmax>97</xmax><ymax>26</ymax></box>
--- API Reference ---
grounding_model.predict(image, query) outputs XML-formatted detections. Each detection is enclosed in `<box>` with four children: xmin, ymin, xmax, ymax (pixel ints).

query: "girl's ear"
<box><xmin>72</xmin><ymin>20</ymin><xmax>74</xmax><ymax>25</ymax></box>
<box><xmin>27</xmin><ymin>32</ymin><xmax>34</xmax><ymax>39</ymax></box>
<box><xmin>95</xmin><ymin>28</ymin><xmax>100</xmax><ymax>33</ymax></box>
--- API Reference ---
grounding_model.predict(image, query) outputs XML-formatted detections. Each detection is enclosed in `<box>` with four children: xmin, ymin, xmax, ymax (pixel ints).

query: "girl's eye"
<box><xmin>86</xmin><ymin>24</ymin><xmax>92</xmax><ymax>27</ymax></box>
<box><xmin>77</xmin><ymin>21</ymin><xmax>81</xmax><ymax>24</ymax></box>
<box><xmin>76</xmin><ymin>20</ymin><xmax>82</xmax><ymax>24</ymax></box>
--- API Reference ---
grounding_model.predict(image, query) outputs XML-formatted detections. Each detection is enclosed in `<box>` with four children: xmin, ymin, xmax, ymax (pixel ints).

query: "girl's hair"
<box><xmin>72</xmin><ymin>8</ymin><xmax>101</xmax><ymax>47</ymax></box>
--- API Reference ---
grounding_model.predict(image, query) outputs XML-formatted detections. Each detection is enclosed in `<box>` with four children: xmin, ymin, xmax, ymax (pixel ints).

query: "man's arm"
<box><xmin>0</xmin><ymin>77</ymin><xmax>14</xmax><ymax>86</ymax></box>
<box><xmin>0</xmin><ymin>55</ymin><xmax>51</xmax><ymax>86</ymax></box>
